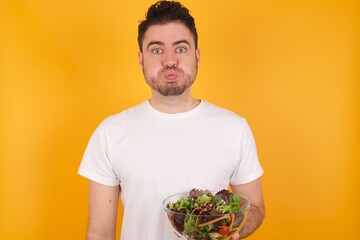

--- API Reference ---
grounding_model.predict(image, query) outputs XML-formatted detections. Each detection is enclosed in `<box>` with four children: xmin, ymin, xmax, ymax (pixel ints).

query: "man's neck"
<box><xmin>149</xmin><ymin>90</ymin><xmax>200</xmax><ymax>114</ymax></box>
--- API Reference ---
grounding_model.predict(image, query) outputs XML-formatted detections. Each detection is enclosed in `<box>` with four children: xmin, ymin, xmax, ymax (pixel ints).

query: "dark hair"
<box><xmin>138</xmin><ymin>1</ymin><xmax>198</xmax><ymax>52</ymax></box>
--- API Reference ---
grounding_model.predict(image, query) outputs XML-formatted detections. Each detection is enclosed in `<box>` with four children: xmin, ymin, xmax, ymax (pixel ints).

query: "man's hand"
<box><xmin>230</xmin><ymin>178</ymin><xmax>265</xmax><ymax>238</ymax></box>
<box><xmin>231</xmin><ymin>233</ymin><xmax>240</xmax><ymax>239</ymax></box>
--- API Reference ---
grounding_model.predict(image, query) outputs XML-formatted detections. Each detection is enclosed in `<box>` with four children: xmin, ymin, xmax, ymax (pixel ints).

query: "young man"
<box><xmin>78</xmin><ymin>1</ymin><xmax>265</xmax><ymax>239</ymax></box>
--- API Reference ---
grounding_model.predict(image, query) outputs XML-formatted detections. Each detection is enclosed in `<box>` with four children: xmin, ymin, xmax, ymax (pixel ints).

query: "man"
<box><xmin>78</xmin><ymin>1</ymin><xmax>265</xmax><ymax>239</ymax></box>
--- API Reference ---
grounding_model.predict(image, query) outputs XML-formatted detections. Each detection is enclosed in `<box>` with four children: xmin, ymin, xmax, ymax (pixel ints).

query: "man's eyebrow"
<box><xmin>146</xmin><ymin>39</ymin><xmax>191</xmax><ymax>50</ymax></box>
<box><xmin>173</xmin><ymin>39</ymin><xmax>191</xmax><ymax>47</ymax></box>
<box><xmin>146</xmin><ymin>41</ymin><xmax>164</xmax><ymax>50</ymax></box>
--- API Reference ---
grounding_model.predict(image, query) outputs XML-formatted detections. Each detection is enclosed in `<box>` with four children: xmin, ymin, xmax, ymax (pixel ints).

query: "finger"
<box><xmin>231</xmin><ymin>233</ymin><xmax>240</xmax><ymax>240</ymax></box>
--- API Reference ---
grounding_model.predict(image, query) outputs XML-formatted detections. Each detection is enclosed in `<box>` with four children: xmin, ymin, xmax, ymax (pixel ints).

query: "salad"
<box><xmin>164</xmin><ymin>189</ymin><xmax>249</xmax><ymax>240</ymax></box>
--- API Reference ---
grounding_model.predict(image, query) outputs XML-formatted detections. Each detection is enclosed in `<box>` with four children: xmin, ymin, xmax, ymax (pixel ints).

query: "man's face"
<box><xmin>138</xmin><ymin>22</ymin><xmax>200</xmax><ymax>96</ymax></box>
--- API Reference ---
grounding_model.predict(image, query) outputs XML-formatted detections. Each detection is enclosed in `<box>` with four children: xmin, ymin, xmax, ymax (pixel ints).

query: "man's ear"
<box><xmin>196</xmin><ymin>48</ymin><xmax>200</xmax><ymax>67</ymax></box>
<box><xmin>138</xmin><ymin>51</ymin><xmax>143</xmax><ymax>70</ymax></box>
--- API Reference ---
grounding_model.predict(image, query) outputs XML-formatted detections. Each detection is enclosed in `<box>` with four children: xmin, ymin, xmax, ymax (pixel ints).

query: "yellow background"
<box><xmin>1</xmin><ymin>0</ymin><xmax>359</xmax><ymax>239</ymax></box>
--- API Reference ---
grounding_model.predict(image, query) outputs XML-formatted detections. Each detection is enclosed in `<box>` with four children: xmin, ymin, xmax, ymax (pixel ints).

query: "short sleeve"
<box><xmin>230</xmin><ymin>119</ymin><xmax>264</xmax><ymax>185</ymax></box>
<box><xmin>78</xmin><ymin>120</ymin><xmax>120</xmax><ymax>186</ymax></box>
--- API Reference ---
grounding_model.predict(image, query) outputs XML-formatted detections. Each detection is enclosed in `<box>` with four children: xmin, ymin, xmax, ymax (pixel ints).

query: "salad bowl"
<box><xmin>162</xmin><ymin>189</ymin><xmax>250</xmax><ymax>240</ymax></box>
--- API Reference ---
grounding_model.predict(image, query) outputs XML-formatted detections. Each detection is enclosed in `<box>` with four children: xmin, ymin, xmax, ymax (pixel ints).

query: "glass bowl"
<box><xmin>162</xmin><ymin>189</ymin><xmax>250</xmax><ymax>240</ymax></box>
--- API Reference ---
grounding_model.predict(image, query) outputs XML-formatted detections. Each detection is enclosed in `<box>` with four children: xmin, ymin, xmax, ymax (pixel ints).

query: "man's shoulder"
<box><xmin>102</xmin><ymin>101</ymin><xmax>147</xmax><ymax>126</ymax></box>
<box><xmin>202</xmin><ymin>101</ymin><xmax>245</xmax><ymax>122</ymax></box>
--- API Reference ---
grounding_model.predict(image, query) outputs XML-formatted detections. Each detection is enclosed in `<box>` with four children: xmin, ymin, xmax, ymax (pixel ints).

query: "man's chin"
<box><xmin>156</xmin><ymin>86</ymin><xmax>187</xmax><ymax>96</ymax></box>
<box><xmin>158</xmin><ymin>90</ymin><xmax>185</xmax><ymax>97</ymax></box>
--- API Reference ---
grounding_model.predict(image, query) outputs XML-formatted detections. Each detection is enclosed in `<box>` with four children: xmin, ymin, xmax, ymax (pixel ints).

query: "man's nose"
<box><xmin>163</xmin><ymin>52</ymin><xmax>178</xmax><ymax>68</ymax></box>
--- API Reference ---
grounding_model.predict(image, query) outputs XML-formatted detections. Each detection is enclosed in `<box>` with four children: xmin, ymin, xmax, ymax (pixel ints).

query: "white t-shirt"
<box><xmin>78</xmin><ymin>100</ymin><xmax>264</xmax><ymax>240</ymax></box>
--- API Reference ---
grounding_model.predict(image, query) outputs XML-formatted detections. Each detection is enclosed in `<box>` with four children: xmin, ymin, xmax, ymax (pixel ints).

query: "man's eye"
<box><xmin>176</xmin><ymin>47</ymin><xmax>186</xmax><ymax>53</ymax></box>
<box><xmin>152</xmin><ymin>48</ymin><xmax>163</xmax><ymax>54</ymax></box>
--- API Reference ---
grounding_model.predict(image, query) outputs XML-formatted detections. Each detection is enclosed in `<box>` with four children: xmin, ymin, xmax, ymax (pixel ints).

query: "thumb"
<box><xmin>231</xmin><ymin>233</ymin><xmax>240</xmax><ymax>240</ymax></box>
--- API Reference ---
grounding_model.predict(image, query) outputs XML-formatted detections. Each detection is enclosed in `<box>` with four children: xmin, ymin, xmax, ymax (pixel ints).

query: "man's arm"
<box><xmin>230</xmin><ymin>178</ymin><xmax>265</xmax><ymax>238</ymax></box>
<box><xmin>86</xmin><ymin>181</ymin><xmax>120</xmax><ymax>240</ymax></box>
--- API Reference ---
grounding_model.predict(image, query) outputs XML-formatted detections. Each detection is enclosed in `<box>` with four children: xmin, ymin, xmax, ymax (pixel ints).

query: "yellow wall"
<box><xmin>1</xmin><ymin>0</ymin><xmax>359</xmax><ymax>239</ymax></box>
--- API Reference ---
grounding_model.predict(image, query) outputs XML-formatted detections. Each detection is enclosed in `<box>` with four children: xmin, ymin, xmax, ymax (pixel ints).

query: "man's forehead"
<box><xmin>142</xmin><ymin>22</ymin><xmax>195</xmax><ymax>46</ymax></box>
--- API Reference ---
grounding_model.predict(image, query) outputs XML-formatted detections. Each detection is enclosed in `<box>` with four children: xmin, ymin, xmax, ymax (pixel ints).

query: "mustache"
<box><xmin>160</xmin><ymin>66</ymin><xmax>184</xmax><ymax>75</ymax></box>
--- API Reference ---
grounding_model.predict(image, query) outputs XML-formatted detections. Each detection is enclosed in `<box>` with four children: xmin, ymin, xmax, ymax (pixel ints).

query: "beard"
<box><xmin>154</xmin><ymin>81</ymin><xmax>189</xmax><ymax>96</ymax></box>
<box><xmin>143</xmin><ymin>63</ymin><xmax>198</xmax><ymax>96</ymax></box>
